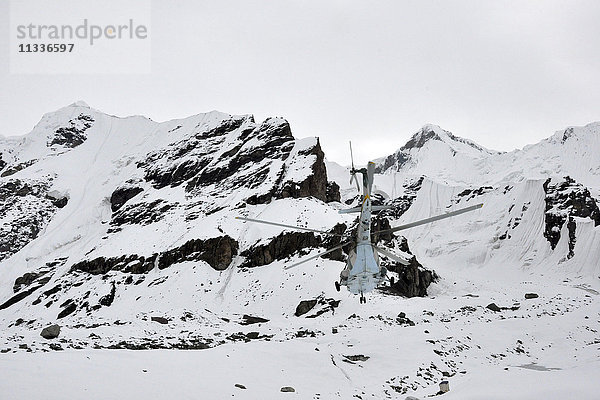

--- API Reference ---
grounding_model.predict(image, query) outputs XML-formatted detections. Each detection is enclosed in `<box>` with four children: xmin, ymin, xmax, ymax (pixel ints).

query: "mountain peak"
<box><xmin>68</xmin><ymin>100</ymin><xmax>90</xmax><ymax>108</ymax></box>
<box><xmin>401</xmin><ymin>124</ymin><xmax>445</xmax><ymax>150</ymax></box>
<box><xmin>401</xmin><ymin>124</ymin><xmax>497</xmax><ymax>155</ymax></box>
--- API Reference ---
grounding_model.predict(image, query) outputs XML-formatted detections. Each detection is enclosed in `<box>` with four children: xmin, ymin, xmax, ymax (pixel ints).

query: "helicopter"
<box><xmin>236</xmin><ymin>144</ymin><xmax>483</xmax><ymax>303</ymax></box>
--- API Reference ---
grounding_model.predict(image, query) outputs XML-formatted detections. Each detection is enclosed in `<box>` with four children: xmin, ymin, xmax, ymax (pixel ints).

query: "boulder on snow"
<box><xmin>151</xmin><ymin>316</ymin><xmax>169</xmax><ymax>324</ymax></box>
<box><xmin>295</xmin><ymin>299</ymin><xmax>318</xmax><ymax>317</ymax></box>
<box><xmin>525</xmin><ymin>293</ymin><xmax>539</xmax><ymax>299</ymax></box>
<box><xmin>40</xmin><ymin>324</ymin><xmax>61</xmax><ymax>339</ymax></box>
<box><xmin>486</xmin><ymin>303</ymin><xmax>501</xmax><ymax>312</ymax></box>
<box><xmin>280</xmin><ymin>386</ymin><xmax>295</xmax><ymax>393</ymax></box>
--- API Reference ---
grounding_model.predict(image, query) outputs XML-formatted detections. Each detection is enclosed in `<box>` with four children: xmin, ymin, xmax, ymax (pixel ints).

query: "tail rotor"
<box><xmin>349</xmin><ymin>141</ymin><xmax>361</xmax><ymax>192</ymax></box>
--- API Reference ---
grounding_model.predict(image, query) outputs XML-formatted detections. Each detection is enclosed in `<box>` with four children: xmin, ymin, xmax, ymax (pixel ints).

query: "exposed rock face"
<box><xmin>139</xmin><ymin>116</ymin><xmax>327</xmax><ymax>207</ymax></box>
<box><xmin>110</xmin><ymin>199</ymin><xmax>174</xmax><ymax>227</ymax></box>
<box><xmin>543</xmin><ymin>176</ymin><xmax>600</xmax><ymax>257</ymax></box>
<box><xmin>14</xmin><ymin>272</ymin><xmax>46</xmax><ymax>293</ymax></box>
<box><xmin>372</xmin><ymin>219</ymin><xmax>438</xmax><ymax>298</ymax></box>
<box><xmin>388</xmin><ymin>258</ymin><xmax>438</xmax><ymax>298</ymax></box>
<box><xmin>110</xmin><ymin>185</ymin><xmax>144</xmax><ymax>212</ymax></box>
<box><xmin>326</xmin><ymin>181</ymin><xmax>341</xmax><ymax>203</ymax></box>
<box><xmin>0</xmin><ymin>153</ymin><xmax>6</xmax><ymax>172</ymax></box>
<box><xmin>240</xmin><ymin>232</ymin><xmax>321</xmax><ymax>268</ymax></box>
<box><xmin>0</xmin><ymin>159</ymin><xmax>38</xmax><ymax>178</ymax></box>
<box><xmin>157</xmin><ymin>236</ymin><xmax>239</xmax><ymax>271</ymax></box>
<box><xmin>48</xmin><ymin>113</ymin><xmax>94</xmax><ymax>148</ymax></box>
<box><xmin>277</xmin><ymin>139</ymin><xmax>327</xmax><ymax>202</ymax></box>
<box><xmin>99</xmin><ymin>283</ymin><xmax>116</xmax><ymax>307</ymax></box>
<box><xmin>0</xmin><ymin>178</ymin><xmax>60</xmax><ymax>262</ymax></box>
<box><xmin>40</xmin><ymin>324</ymin><xmax>61</xmax><ymax>339</ymax></box>
<box><xmin>71</xmin><ymin>236</ymin><xmax>239</xmax><ymax>275</ymax></box>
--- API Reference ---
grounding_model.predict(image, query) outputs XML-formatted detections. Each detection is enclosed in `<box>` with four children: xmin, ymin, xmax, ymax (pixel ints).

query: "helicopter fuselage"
<box><xmin>339</xmin><ymin>163</ymin><xmax>387</xmax><ymax>298</ymax></box>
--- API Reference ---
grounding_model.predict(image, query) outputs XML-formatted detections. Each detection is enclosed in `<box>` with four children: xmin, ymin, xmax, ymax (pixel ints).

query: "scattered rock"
<box><xmin>525</xmin><ymin>293</ymin><xmax>539</xmax><ymax>299</ymax></box>
<box><xmin>486</xmin><ymin>303</ymin><xmax>501</xmax><ymax>312</ymax></box>
<box><xmin>280</xmin><ymin>387</ymin><xmax>295</xmax><ymax>393</ymax></box>
<box><xmin>40</xmin><ymin>324</ymin><xmax>61</xmax><ymax>339</ymax></box>
<box><xmin>49</xmin><ymin>343</ymin><xmax>63</xmax><ymax>351</ymax></box>
<box><xmin>235</xmin><ymin>384</ymin><xmax>246</xmax><ymax>390</ymax></box>
<box><xmin>343</xmin><ymin>354</ymin><xmax>370</xmax><ymax>362</ymax></box>
<box><xmin>240</xmin><ymin>315</ymin><xmax>269</xmax><ymax>325</ymax></box>
<box><xmin>151</xmin><ymin>316</ymin><xmax>169</xmax><ymax>324</ymax></box>
<box><xmin>396</xmin><ymin>312</ymin><xmax>416</xmax><ymax>326</ymax></box>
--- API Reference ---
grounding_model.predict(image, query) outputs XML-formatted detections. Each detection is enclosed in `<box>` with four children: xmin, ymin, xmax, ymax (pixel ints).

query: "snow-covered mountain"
<box><xmin>1</xmin><ymin>105</ymin><xmax>599</xmax><ymax>399</ymax></box>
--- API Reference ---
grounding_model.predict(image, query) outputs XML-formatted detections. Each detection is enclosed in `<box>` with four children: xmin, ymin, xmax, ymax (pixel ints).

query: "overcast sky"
<box><xmin>1</xmin><ymin>0</ymin><xmax>600</xmax><ymax>164</ymax></box>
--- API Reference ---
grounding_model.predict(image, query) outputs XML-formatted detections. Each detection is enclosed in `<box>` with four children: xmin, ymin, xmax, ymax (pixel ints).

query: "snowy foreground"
<box><xmin>2</xmin><ymin>264</ymin><xmax>598</xmax><ymax>399</ymax></box>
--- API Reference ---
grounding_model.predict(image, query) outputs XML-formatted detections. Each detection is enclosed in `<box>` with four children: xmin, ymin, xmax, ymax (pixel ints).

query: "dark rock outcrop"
<box><xmin>48</xmin><ymin>114</ymin><xmax>94</xmax><ymax>148</ymax></box>
<box><xmin>99</xmin><ymin>283</ymin><xmax>116</xmax><ymax>306</ymax></box>
<box><xmin>326</xmin><ymin>181</ymin><xmax>341</xmax><ymax>203</ymax></box>
<box><xmin>110</xmin><ymin>199</ymin><xmax>175</xmax><ymax>227</ymax></box>
<box><xmin>0</xmin><ymin>178</ymin><xmax>60</xmax><ymax>262</ymax></box>
<box><xmin>277</xmin><ymin>139</ymin><xmax>328</xmax><ymax>202</ymax></box>
<box><xmin>295</xmin><ymin>299</ymin><xmax>318</xmax><ymax>317</ymax></box>
<box><xmin>57</xmin><ymin>301</ymin><xmax>77</xmax><ymax>319</ymax></box>
<box><xmin>295</xmin><ymin>296</ymin><xmax>340</xmax><ymax>317</ymax></box>
<box><xmin>386</xmin><ymin>257</ymin><xmax>438</xmax><ymax>298</ymax></box>
<box><xmin>370</xmin><ymin>216</ymin><xmax>437</xmax><ymax>298</ymax></box>
<box><xmin>151</xmin><ymin>316</ymin><xmax>168</xmax><ymax>324</ymax></box>
<box><xmin>543</xmin><ymin>177</ymin><xmax>600</xmax><ymax>257</ymax></box>
<box><xmin>40</xmin><ymin>324</ymin><xmax>61</xmax><ymax>339</ymax></box>
<box><xmin>110</xmin><ymin>186</ymin><xmax>144</xmax><ymax>212</ymax></box>
<box><xmin>71</xmin><ymin>236</ymin><xmax>238</xmax><ymax>275</ymax></box>
<box><xmin>0</xmin><ymin>159</ymin><xmax>38</xmax><ymax>177</ymax></box>
<box><xmin>14</xmin><ymin>272</ymin><xmax>45</xmax><ymax>293</ymax></box>
<box><xmin>240</xmin><ymin>232</ymin><xmax>321</xmax><ymax>268</ymax></box>
<box><xmin>158</xmin><ymin>236</ymin><xmax>238</xmax><ymax>271</ymax></box>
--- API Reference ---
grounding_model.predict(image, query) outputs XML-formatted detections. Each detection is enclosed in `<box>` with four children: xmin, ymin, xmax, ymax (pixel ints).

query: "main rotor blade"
<box><xmin>235</xmin><ymin>217</ymin><xmax>347</xmax><ymax>237</ymax></box>
<box><xmin>284</xmin><ymin>241</ymin><xmax>351</xmax><ymax>270</ymax></box>
<box><xmin>349</xmin><ymin>141</ymin><xmax>355</xmax><ymax>171</ymax></box>
<box><xmin>373</xmin><ymin>203</ymin><xmax>484</xmax><ymax>235</ymax></box>
<box><xmin>374</xmin><ymin>246</ymin><xmax>411</xmax><ymax>266</ymax></box>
